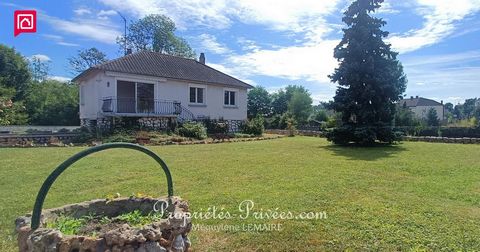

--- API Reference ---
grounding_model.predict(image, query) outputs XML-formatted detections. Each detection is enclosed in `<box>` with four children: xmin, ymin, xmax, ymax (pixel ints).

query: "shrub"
<box><xmin>264</xmin><ymin>115</ymin><xmax>281</xmax><ymax>129</ymax></box>
<box><xmin>57</xmin><ymin>128</ymin><xmax>71</xmax><ymax>133</ymax></box>
<box><xmin>230</xmin><ymin>133</ymin><xmax>254</xmax><ymax>138</ymax></box>
<box><xmin>327</xmin><ymin>125</ymin><xmax>401</xmax><ymax>145</ymax></box>
<box><xmin>240</xmin><ymin>116</ymin><xmax>264</xmax><ymax>136</ymax></box>
<box><xmin>417</xmin><ymin>127</ymin><xmax>440</xmax><ymax>137</ymax></box>
<box><xmin>202</xmin><ymin>119</ymin><xmax>229</xmax><ymax>134</ymax></box>
<box><xmin>177</xmin><ymin>122</ymin><xmax>207</xmax><ymax>140</ymax></box>
<box><xmin>440</xmin><ymin>127</ymin><xmax>480</xmax><ymax>138</ymax></box>
<box><xmin>286</xmin><ymin>118</ymin><xmax>296</xmax><ymax>137</ymax></box>
<box><xmin>103</xmin><ymin>134</ymin><xmax>135</xmax><ymax>143</ymax></box>
<box><xmin>278</xmin><ymin>113</ymin><xmax>296</xmax><ymax>130</ymax></box>
<box><xmin>71</xmin><ymin>127</ymin><xmax>94</xmax><ymax>143</ymax></box>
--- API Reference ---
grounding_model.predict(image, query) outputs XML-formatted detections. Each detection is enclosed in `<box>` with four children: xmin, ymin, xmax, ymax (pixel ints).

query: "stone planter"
<box><xmin>16</xmin><ymin>197</ymin><xmax>191</xmax><ymax>252</ymax></box>
<box><xmin>15</xmin><ymin>143</ymin><xmax>190</xmax><ymax>252</ymax></box>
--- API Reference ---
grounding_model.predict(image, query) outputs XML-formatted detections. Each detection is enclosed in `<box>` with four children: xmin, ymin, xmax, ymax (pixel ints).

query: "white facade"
<box><xmin>410</xmin><ymin>105</ymin><xmax>445</xmax><ymax>120</ymax></box>
<box><xmin>79</xmin><ymin>71</ymin><xmax>248</xmax><ymax>121</ymax></box>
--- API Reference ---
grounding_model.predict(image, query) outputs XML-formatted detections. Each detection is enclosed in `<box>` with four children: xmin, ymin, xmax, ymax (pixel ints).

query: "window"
<box><xmin>224</xmin><ymin>90</ymin><xmax>236</xmax><ymax>106</ymax></box>
<box><xmin>189</xmin><ymin>87</ymin><xmax>205</xmax><ymax>104</ymax></box>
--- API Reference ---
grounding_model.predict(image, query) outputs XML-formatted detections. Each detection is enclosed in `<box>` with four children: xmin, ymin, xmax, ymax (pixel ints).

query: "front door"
<box><xmin>136</xmin><ymin>83</ymin><xmax>154</xmax><ymax>113</ymax></box>
<box><xmin>116</xmin><ymin>81</ymin><xmax>155</xmax><ymax>114</ymax></box>
<box><xmin>117</xmin><ymin>81</ymin><xmax>135</xmax><ymax>113</ymax></box>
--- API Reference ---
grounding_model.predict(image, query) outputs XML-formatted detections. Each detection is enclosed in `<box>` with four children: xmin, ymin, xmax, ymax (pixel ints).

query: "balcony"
<box><xmin>101</xmin><ymin>97</ymin><xmax>182</xmax><ymax>117</ymax></box>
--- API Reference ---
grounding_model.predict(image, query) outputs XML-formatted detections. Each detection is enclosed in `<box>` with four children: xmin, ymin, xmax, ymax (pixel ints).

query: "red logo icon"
<box><xmin>14</xmin><ymin>10</ymin><xmax>37</xmax><ymax>37</ymax></box>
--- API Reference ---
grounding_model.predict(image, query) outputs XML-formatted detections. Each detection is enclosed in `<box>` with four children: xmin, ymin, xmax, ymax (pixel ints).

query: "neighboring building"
<box><xmin>73</xmin><ymin>51</ymin><xmax>253</xmax><ymax>130</ymax></box>
<box><xmin>398</xmin><ymin>96</ymin><xmax>445</xmax><ymax>120</ymax></box>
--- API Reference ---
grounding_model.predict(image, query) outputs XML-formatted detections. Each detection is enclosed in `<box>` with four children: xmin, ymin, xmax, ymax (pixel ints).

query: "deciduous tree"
<box><xmin>29</xmin><ymin>56</ymin><xmax>50</xmax><ymax>82</ymax></box>
<box><xmin>0</xmin><ymin>86</ymin><xmax>28</xmax><ymax>125</ymax></box>
<box><xmin>24</xmin><ymin>80</ymin><xmax>79</xmax><ymax>125</ymax></box>
<box><xmin>118</xmin><ymin>14</ymin><xmax>195</xmax><ymax>58</ymax></box>
<box><xmin>247</xmin><ymin>86</ymin><xmax>272</xmax><ymax>118</ymax></box>
<box><xmin>69</xmin><ymin>47</ymin><xmax>108</xmax><ymax>74</ymax></box>
<box><xmin>288</xmin><ymin>90</ymin><xmax>313</xmax><ymax>124</ymax></box>
<box><xmin>0</xmin><ymin>45</ymin><xmax>31</xmax><ymax>100</ymax></box>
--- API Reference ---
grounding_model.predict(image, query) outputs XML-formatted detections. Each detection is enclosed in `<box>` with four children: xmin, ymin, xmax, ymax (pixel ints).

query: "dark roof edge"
<box><xmin>73</xmin><ymin>69</ymin><xmax>252</xmax><ymax>89</ymax></box>
<box><xmin>398</xmin><ymin>97</ymin><xmax>444</xmax><ymax>106</ymax></box>
<box><xmin>419</xmin><ymin>97</ymin><xmax>443</xmax><ymax>106</ymax></box>
<box><xmin>194</xmin><ymin>60</ymin><xmax>254</xmax><ymax>89</ymax></box>
<box><xmin>72</xmin><ymin>51</ymin><xmax>254</xmax><ymax>88</ymax></box>
<box><xmin>72</xmin><ymin>68</ymin><xmax>98</xmax><ymax>83</ymax></box>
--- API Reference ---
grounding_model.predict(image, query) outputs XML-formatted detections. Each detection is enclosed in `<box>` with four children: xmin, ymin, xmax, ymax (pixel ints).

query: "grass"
<box><xmin>46</xmin><ymin>210</ymin><xmax>164</xmax><ymax>235</ymax></box>
<box><xmin>0</xmin><ymin>137</ymin><xmax>479</xmax><ymax>251</ymax></box>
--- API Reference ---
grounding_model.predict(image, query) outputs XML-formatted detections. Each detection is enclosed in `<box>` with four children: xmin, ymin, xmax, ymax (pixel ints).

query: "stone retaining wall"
<box><xmin>139</xmin><ymin>117</ymin><xmax>176</xmax><ymax>130</ymax></box>
<box><xmin>266</xmin><ymin>130</ymin><xmax>480</xmax><ymax>144</ymax></box>
<box><xmin>403</xmin><ymin>136</ymin><xmax>480</xmax><ymax>144</ymax></box>
<box><xmin>0</xmin><ymin>134</ymin><xmax>78</xmax><ymax>147</ymax></box>
<box><xmin>16</xmin><ymin>197</ymin><xmax>191</xmax><ymax>252</ymax></box>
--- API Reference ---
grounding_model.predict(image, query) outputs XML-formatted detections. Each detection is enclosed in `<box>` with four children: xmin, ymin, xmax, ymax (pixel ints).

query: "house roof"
<box><xmin>72</xmin><ymin>51</ymin><xmax>253</xmax><ymax>89</ymax></box>
<box><xmin>399</xmin><ymin>97</ymin><xmax>443</xmax><ymax>107</ymax></box>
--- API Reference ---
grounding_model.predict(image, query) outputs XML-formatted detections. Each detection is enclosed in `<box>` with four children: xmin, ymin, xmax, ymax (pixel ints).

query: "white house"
<box><xmin>72</xmin><ymin>51</ymin><xmax>253</xmax><ymax>130</ymax></box>
<box><xmin>399</xmin><ymin>96</ymin><xmax>445</xmax><ymax>120</ymax></box>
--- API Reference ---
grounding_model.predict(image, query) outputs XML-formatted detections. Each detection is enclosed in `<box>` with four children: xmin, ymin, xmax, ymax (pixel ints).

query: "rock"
<box><xmin>15</xmin><ymin>216</ymin><xmax>31</xmax><ymax>231</ymax></box>
<box><xmin>135</xmin><ymin>245</ymin><xmax>147</xmax><ymax>252</ymax></box>
<box><xmin>122</xmin><ymin>244</ymin><xmax>135</xmax><ymax>252</ymax></box>
<box><xmin>159</xmin><ymin>238</ymin><xmax>170</xmax><ymax>248</ymax></box>
<box><xmin>81</xmin><ymin>237</ymin><xmax>104</xmax><ymax>252</ymax></box>
<box><xmin>138</xmin><ymin>226</ymin><xmax>161</xmax><ymax>241</ymax></box>
<box><xmin>17</xmin><ymin>226</ymin><xmax>31</xmax><ymax>252</ymax></box>
<box><xmin>143</xmin><ymin>241</ymin><xmax>166</xmax><ymax>252</ymax></box>
<box><xmin>184</xmin><ymin>236</ymin><xmax>191</xmax><ymax>251</ymax></box>
<box><xmin>27</xmin><ymin>228</ymin><xmax>63</xmax><ymax>252</ymax></box>
<box><xmin>171</xmin><ymin>235</ymin><xmax>185</xmax><ymax>252</ymax></box>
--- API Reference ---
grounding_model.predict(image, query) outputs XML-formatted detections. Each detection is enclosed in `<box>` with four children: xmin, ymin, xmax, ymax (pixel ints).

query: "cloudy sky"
<box><xmin>1</xmin><ymin>0</ymin><xmax>480</xmax><ymax>104</ymax></box>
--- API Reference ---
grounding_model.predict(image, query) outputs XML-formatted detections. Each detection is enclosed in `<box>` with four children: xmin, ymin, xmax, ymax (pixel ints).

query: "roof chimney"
<box><xmin>416</xmin><ymin>95</ymin><xmax>419</xmax><ymax>99</ymax></box>
<box><xmin>126</xmin><ymin>48</ymin><xmax>132</xmax><ymax>55</ymax></box>
<box><xmin>410</xmin><ymin>96</ymin><xmax>414</xmax><ymax>99</ymax></box>
<box><xmin>199</xmin><ymin>53</ymin><xmax>205</xmax><ymax>64</ymax></box>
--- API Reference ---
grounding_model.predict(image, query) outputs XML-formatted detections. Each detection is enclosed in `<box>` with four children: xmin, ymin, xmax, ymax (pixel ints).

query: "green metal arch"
<box><xmin>30</xmin><ymin>143</ymin><xmax>173</xmax><ymax>230</ymax></box>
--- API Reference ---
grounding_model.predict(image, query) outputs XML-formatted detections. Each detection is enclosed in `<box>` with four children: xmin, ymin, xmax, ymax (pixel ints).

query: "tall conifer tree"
<box><xmin>328</xmin><ymin>0</ymin><xmax>407</xmax><ymax>145</ymax></box>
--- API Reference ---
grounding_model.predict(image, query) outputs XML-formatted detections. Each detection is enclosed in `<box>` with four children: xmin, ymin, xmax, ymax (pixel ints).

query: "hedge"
<box><xmin>395</xmin><ymin>126</ymin><xmax>480</xmax><ymax>138</ymax></box>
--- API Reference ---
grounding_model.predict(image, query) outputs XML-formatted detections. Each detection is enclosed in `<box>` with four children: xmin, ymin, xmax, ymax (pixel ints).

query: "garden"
<box><xmin>1</xmin><ymin>137</ymin><xmax>480</xmax><ymax>251</ymax></box>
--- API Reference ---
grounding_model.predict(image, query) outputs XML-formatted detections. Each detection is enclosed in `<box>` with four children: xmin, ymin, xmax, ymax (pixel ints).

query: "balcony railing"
<box><xmin>101</xmin><ymin>97</ymin><xmax>182</xmax><ymax>116</ymax></box>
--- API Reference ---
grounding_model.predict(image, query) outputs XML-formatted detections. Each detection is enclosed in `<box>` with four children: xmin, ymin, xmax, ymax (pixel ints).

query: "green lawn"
<box><xmin>1</xmin><ymin>137</ymin><xmax>480</xmax><ymax>251</ymax></box>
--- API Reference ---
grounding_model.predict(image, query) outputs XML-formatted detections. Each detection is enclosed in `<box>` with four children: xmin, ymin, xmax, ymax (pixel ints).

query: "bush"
<box><xmin>440</xmin><ymin>127</ymin><xmax>480</xmax><ymax>138</ymax></box>
<box><xmin>177</xmin><ymin>122</ymin><xmax>207</xmax><ymax>140</ymax></box>
<box><xmin>286</xmin><ymin>117</ymin><xmax>296</xmax><ymax>137</ymax></box>
<box><xmin>417</xmin><ymin>127</ymin><xmax>440</xmax><ymax>137</ymax></box>
<box><xmin>327</xmin><ymin>125</ymin><xmax>401</xmax><ymax>145</ymax></box>
<box><xmin>57</xmin><ymin>128</ymin><xmax>71</xmax><ymax>133</ymax></box>
<box><xmin>71</xmin><ymin>127</ymin><xmax>94</xmax><ymax>143</ymax></box>
<box><xmin>240</xmin><ymin>116</ymin><xmax>264</xmax><ymax>136</ymax></box>
<box><xmin>103</xmin><ymin>133</ymin><xmax>135</xmax><ymax>143</ymax></box>
<box><xmin>264</xmin><ymin>115</ymin><xmax>281</xmax><ymax>129</ymax></box>
<box><xmin>202</xmin><ymin>119</ymin><xmax>229</xmax><ymax>134</ymax></box>
<box><xmin>230</xmin><ymin>133</ymin><xmax>254</xmax><ymax>138</ymax></box>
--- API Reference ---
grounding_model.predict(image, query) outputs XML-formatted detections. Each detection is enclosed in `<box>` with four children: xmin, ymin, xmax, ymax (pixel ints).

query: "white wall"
<box><xmin>411</xmin><ymin>105</ymin><xmax>444</xmax><ymax>120</ymax></box>
<box><xmin>156</xmin><ymin>79</ymin><xmax>247</xmax><ymax>121</ymax></box>
<box><xmin>79</xmin><ymin>71</ymin><xmax>248</xmax><ymax>121</ymax></box>
<box><xmin>79</xmin><ymin>71</ymin><xmax>115</xmax><ymax>120</ymax></box>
